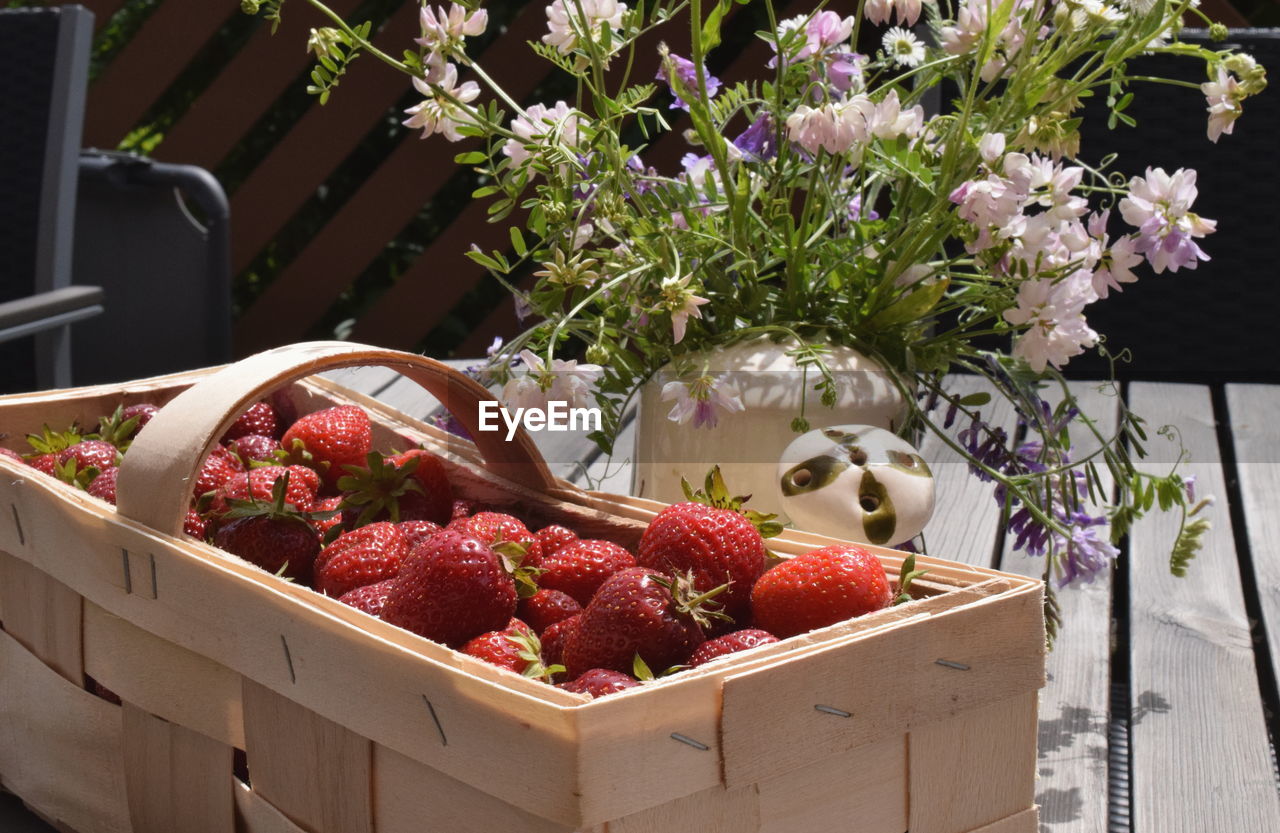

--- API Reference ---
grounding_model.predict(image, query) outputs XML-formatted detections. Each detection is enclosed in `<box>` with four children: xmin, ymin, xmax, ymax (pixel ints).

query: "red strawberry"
<box><xmin>314</xmin><ymin>522</ymin><xmax>408</xmax><ymax>598</ymax></box>
<box><xmin>280</xmin><ymin>405</ymin><xmax>372</xmax><ymax>488</ymax></box>
<box><xmin>561</xmin><ymin>568</ymin><xmax>714</xmax><ymax>679</ymax></box>
<box><xmin>537</xmin><ymin>540</ymin><xmax>636</xmax><ymax>606</ymax></box>
<box><xmin>338</xmin><ymin>579</ymin><xmax>395</xmax><ymax>618</ymax></box>
<box><xmin>121</xmin><ymin>403</ymin><xmax>159</xmax><ymax>432</ymax></box>
<box><xmin>398</xmin><ymin>519</ymin><xmax>443</xmax><ymax>551</ymax></box>
<box><xmin>534</xmin><ymin>524</ymin><xmax>579</xmax><ymax>560</ymax></box>
<box><xmin>518</xmin><ymin>588</ymin><xmax>582</xmax><ymax>634</ymax></box>
<box><xmin>687</xmin><ymin>629</ymin><xmax>779</xmax><ymax>668</ymax></box>
<box><xmin>337</xmin><ymin>450</ymin><xmax>452</xmax><ymax>528</ymax></box>
<box><xmin>194</xmin><ymin>446</ymin><xmax>245</xmax><ymax>498</ymax></box>
<box><xmin>0</xmin><ymin>448</ymin><xmax>24</xmax><ymax>464</ymax></box>
<box><xmin>58</xmin><ymin>439</ymin><xmax>118</xmax><ymax>472</ymax></box>
<box><xmin>637</xmin><ymin>501</ymin><xmax>766</xmax><ymax>622</ymax></box>
<box><xmin>558</xmin><ymin>668</ymin><xmax>640</xmax><ymax>698</ymax></box>
<box><xmin>87</xmin><ymin>467</ymin><xmax>120</xmax><ymax>504</ymax></box>
<box><xmin>448</xmin><ymin>511</ymin><xmax>542</xmax><ymax>564</ymax></box>
<box><xmin>450</xmin><ymin>499</ymin><xmax>479</xmax><ymax>521</ymax></box>
<box><xmin>229</xmin><ymin>433</ymin><xmax>279</xmax><ymax>464</ymax></box>
<box><xmin>382</xmin><ymin>529</ymin><xmax>517</xmax><ymax>647</ymax></box>
<box><xmin>751</xmin><ymin>545</ymin><xmax>892</xmax><ymax>638</ymax></box>
<box><xmin>222</xmin><ymin>401</ymin><xmax>280</xmax><ymax>442</ymax></box>
<box><xmin>184</xmin><ymin>509</ymin><xmax>209</xmax><ymax>540</ymax></box>
<box><xmin>309</xmin><ymin>495</ymin><xmax>345</xmax><ymax>537</ymax></box>
<box><xmin>387</xmin><ymin>449</ymin><xmax>453</xmax><ymax>524</ymax></box>
<box><xmin>27</xmin><ymin>453</ymin><xmax>57</xmax><ymax>475</ymax></box>
<box><xmin>212</xmin><ymin>465</ymin><xmax>318</xmax><ymax>515</ymax></box>
<box><xmin>540</xmin><ymin>614</ymin><xmax>579</xmax><ymax>668</ymax></box>
<box><xmin>212</xmin><ymin>478</ymin><xmax>321</xmax><ymax>584</ymax></box>
<box><xmin>461</xmin><ymin>619</ymin><xmax>556</xmax><ymax>679</ymax></box>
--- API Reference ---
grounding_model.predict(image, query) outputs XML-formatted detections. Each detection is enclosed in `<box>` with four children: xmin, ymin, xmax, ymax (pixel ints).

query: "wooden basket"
<box><xmin>0</xmin><ymin>342</ymin><xmax>1046</xmax><ymax>833</ymax></box>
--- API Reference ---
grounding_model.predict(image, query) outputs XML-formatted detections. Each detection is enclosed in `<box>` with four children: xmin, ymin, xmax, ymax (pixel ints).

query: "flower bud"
<box><xmin>1209</xmin><ymin>22</ymin><xmax>1229</xmax><ymax>42</ymax></box>
<box><xmin>241</xmin><ymin>0</ymin><xmax>261</xmax><ymax>13</ymax></box>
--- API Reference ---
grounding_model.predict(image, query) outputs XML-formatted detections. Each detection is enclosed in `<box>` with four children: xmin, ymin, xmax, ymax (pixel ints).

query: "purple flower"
<box><xmin>847</xmin><ymin>194</ymin><xmax>880</xmax><ymax>222</ymax></box>
<box><xmin>958</xmin><ymin>416</ymin><xmax>1009</xmax><ymax>482</ymax></box>
<box><xmin>733</xmin><ymin>114</ymin><xmax>776</xmax><ymax>161</ymax></box>
<box><xmin>430</xmin><ymin>411</ymin><xmax>472</xmax><ymax>440</ymax></box>
<box><xmin>656</xmin><ymin>53</ymin><xmax>720</xmax><ymax>111</ymax></box>
<box><xmin>1057</xmin><ymin>512</ymin><xmax>1119</xmax><ymax>586</ymax></box>
<box><xmin>826</xmin><ymin>52</ymin><xmax>865</xmax><ymax>93</ymax></box>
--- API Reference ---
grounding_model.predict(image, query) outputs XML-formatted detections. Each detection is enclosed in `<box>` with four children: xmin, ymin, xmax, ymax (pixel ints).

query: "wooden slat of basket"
<box><xmin>229</xmin><ymin>5</ymin><xmax>418</xmax><ymax>274</ymax></box>
<box><xmin>83</xmin><ymin>2</ymin><xmax>237</xmax><ymax>148</ymax></box>
<box><xmin>719</xmin><ymin>581</ymin><xmax>1043</xmax><ymax>788</ymax></box>
<box><xmin>242</xmin><ymin>680</ymin><xmax>373</xmax><ymax>833</ymax></box>
<box><xmin>156</xmin><ymin>0</ymin><xmax>364</xmax><ymax>170</ymax></box>
<box><xmin>908</xmin><ymin>691</ymin><xmax>1039</xmax><ymax>833</ymax></box>
<box><xmin>372</xmin><ymin>743</ymin><xmax>580</xmax><ymax>833</ymax></box>
<box><xmin>606</xmin><ymin>782</ymin><xmax>760</xmax><ymax>833</ymax></box>
<box><xmin>964</xmin><ymin>806</ymin><xmax>1040</xmax><ymax>833</ymax></box>
<box><xmin>121</xmin><ymin>701</ymin><xmax>235</xmax><ymax>833</ymax></box>
<box><xmin>754</xmin><ymin>735</ymin><xmax>906</xmax><ymax>833</ymax></box>
<box><xmin>0</xmin><ymin>629</ymin><xmax>131</xmax><ymax>833</ymax></box>
<box><xmin>83</xmin><ymin>600</ymin><xmax>245</xmax><ymax>749</ymax></box>
<box><xmin>233</xmin><ymin>780</ymin><xmax>309</xmax><ymax>833</ymax></box>
<box><xmin>0</xmin><ymin>550</ymin><xmax>83</xmax><ymax>684</ymax></box>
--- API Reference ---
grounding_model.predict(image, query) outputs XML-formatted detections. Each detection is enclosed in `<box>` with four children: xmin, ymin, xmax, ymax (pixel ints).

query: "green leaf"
<box><xmin>700</xmin><ymin>0</ymin><xmax>733</xmax><ymax>51</ymax></box>
<box><xmin>958</xmin><ymin>392</ymin><xmax>991</xmax><ymax>407</ymax></box>
<box><xmin>865</xmin><ymin>278</ymin><xmax>949</xmax><ymax>330</ymax></box>
<box><xmin>455</xmin><ymin>151</ymin><xmax>487</xmax><ymax>165</ymax></box>
<box><xmin>509</xmin><ymin>226</ymin><xmax>527</xmax><ymax>256</ymax></box>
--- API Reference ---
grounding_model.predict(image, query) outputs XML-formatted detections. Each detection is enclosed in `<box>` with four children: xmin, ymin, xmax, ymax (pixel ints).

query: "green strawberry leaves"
<box><xmin>682</xmin><ymin>466</ymin><xmax>783</xmax><ymax>539</ymax></box>
<box><xmin>893</xmin><ymin>553</ymin><xmax>928</xmax><ymax>605</ymax></box>
<box><xmin>336</xmin><ymin>451</ymin><xmax>424</xmax><ymax>528</ymax></box>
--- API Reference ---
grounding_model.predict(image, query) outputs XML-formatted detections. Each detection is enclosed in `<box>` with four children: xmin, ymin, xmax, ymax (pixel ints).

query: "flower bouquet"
<box><xmin>245</xmin><ymin>0</ymin><xmax>1265</xmax><ymax>635</ymax></box>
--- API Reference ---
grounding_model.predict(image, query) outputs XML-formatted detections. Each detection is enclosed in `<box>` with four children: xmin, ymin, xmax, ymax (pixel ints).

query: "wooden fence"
<box><xmin>44</xmin><ymin>0</ymin><xmax>1255</xmax><ymax>360</ymax></box>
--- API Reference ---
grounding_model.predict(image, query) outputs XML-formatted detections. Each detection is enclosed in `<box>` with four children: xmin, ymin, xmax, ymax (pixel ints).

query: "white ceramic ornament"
<box><xmin>776</xmin><ymin>424</ymin><xmax>935</xmax><ymax>546</ymax></box>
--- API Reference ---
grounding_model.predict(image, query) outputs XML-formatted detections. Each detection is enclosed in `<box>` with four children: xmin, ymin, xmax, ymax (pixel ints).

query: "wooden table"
<box><xmin>329</xmin><ymin>364</ymin><xmax>1280</xmax><ymax>833</ymax></box>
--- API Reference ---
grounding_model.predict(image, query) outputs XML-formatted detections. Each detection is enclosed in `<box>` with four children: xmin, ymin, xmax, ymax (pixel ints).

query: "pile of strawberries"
<box><xmin>3</xmin><ymin>400</ymin><xmax>915</xmax><ymax>699</ymax></box>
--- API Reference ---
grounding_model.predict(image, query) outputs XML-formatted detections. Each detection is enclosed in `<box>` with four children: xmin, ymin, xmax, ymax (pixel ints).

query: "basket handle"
<box><xmin>116</xmin><ymin>341</ymin><xmax>561</xmax><ymax>537</ymax></box>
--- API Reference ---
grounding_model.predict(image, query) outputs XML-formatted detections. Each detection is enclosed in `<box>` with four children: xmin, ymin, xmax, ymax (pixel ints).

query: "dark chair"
<box><xmin>1067</xmin><ymin>29</ymin><xmax>1280</xmax><ymax>384</ymax></box>
<box><xmin>0</xmin><ymin>4</ymin><xmax>102</xmax><ymax>393</ymax></box>
<box><xmin>69</xmin><ymin>149</ymin><xmax>232</xmax><ymax>385</ymax></box>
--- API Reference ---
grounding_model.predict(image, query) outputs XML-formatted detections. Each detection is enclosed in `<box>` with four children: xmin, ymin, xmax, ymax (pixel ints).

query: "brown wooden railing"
<box><xmin>43</xmin><ymin>0</ymin><xmax>1254</xmax><ymax>360</ymax></box>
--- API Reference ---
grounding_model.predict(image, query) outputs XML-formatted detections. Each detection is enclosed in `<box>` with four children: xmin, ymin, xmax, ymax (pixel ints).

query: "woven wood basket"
<box><xmin>0</xmin><ymin>342</ymin><xmax>1045</xmax><ymax>833</ymax></box>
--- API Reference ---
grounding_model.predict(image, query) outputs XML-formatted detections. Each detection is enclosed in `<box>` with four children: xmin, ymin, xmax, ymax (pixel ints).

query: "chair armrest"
<box><xmin>0</xmin><ymin>285</ymin><xmax>105</xmax><ymax>344</ymax></box>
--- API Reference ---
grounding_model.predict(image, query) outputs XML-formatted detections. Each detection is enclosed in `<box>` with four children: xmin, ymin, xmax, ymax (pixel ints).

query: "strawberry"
<box><xmin>194</xmin><ymin>446</ymin><xmax>245</xmax><ymax>499</ymax></box>
<box><xmin>382</xmin><ymin>529</ymin><xmax>517</xmax><ymax>647</ymax></box>
<box><xmin>0</xmin><ymin>448</ymin><xmax>24</xmax><ymax>464</ymax></box>
<box><xmin>637</xmin><ymin>502</ymin><xmax>767</xmax><ymax>622</ymax></box>
<box><xmin>448</xmin><ymin>511</ymin><xmax>542</xmax><ymax>564</ymax></box>
<box><xmin>540</xmin><ymin>614</ymin><xmax>579</xmax><ymax>668</ymax></box>
<box><xmin>211</xmin><ymin>476</ymin><xmax>322</xmax><ymax>584</ymax></box>
<box><xmin>26</xmin><ymin>453</ymin><xmax>58</xmax><ymax>475</ymax></box>
<box><xmin>120</xmin><ymin>403</ymin><xmax>159</xmax><ymax>432</ymax></box>
<box><xmin>534</xmin><ymin>524</ymin><xmax>579</xmax><ymax>560</ymax></box>
<box><xmin>94</xmin><ymin>406</ymin><xmax>148</xmax><ymax>449</ymax></box>
<box><xmin>450</xmin><ymin>499</ymin><xmax>479</xmax><ymax>521</ymax></box>
<box><xmin>558</xmin><ymin>668</ymin><xmax>640</xmax><ymax>698</ymax></box>
<box><xmin>687</xmin><ymin>629</ymin><xmax>778</xmax><ymax>668</ymax></box>
<box><xmin>87</xmin><ymin>467</ymin><xmax>120</xmax><ymax>504</ymax></box>
<box><xmin>184</xmin><ymin>509</ymin><xmax>209</xmax><ymax>540</ymax></box>
<box><xmin>309</xmin><ymin>495</ymin><xmax>345</xmax><ymax>537</ymax></box>
<box><xmin>338</xmin><ymin>579</ymin><xmax>395</xmax><ymax>617</ymax></box>
<box><xmin>751</xmin><ymin>545</ymin><xmax>892</xmax><ymax>638</ymax></box>
<box><xmin>314</xmin><ymin>522</ymin><xmax>408</xmax><ymax>598</ymax></box>
<box><xmin>398</xmin><ymin>519</ymin><xmax>443</xmax><ymax>551</ymax></box>
<box><xmin>536</xmin><ymin>539</ymin><xmax>636</xmax><ymax>606</ymax></box>
<box><xmin>279</xmin><ymin>405</ymin><xmax>372</xmax><ymax>488</ymax></box>
<box><xmin>211</xmin><ymin>465</ymin><xmax>318</xmax><ymax>515</ymax></box>
<box><xmin>461</xmin><ymin>619</ymin><xmax>559</xmax><ymax>680</ymax></box>
<box><xmin>58</xmin><ymin>439</ymin><xmax>119</xmax><ymax>472</ymax></box>
<box><xmin>229</xmin><ymin>433</ymin><xmax>279</xmax><ymax>464</ymax></box>
<box><xmin>562</xmin><ymin>568</ymin><xmax>720</xmax><ymax>679</ymax></box>
<box><xmin>518</xmin><ymin>588</ymin><xmax>582</xmax><ymax>634</ymax></box>
<box><xmin>336</xmin><ymin>449</ymin><xmax>452</xmax><ymax>528</ymax></box>
<box><xmin>222</xmin><ymin>401</ymin><xmax>280</xmax><ymax>442</ymax></box>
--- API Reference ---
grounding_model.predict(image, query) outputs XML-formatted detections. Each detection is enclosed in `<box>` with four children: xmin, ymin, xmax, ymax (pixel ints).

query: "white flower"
<box><xmin>865</xmin><ymin>0</ymin><xmax>923</xmax><ymax>27</ymax></box>
<box><xmin>883</xmin><ymin>27</ymin><xmax>925</xmax><ymax>67</ymax></box>
<box><xmin>402</xmin><ymin>63</ymin><xmax>481</xmax><ymax>142</ymax></box>
<box><xmin>503</xmin><ymin>350</ymin><xmax>603</xmax><ymax>410</ymax></box>
<box><xmin>1120</xmin><ymin>167</ymin><xmax>1216</xmax><ymax>273</ymax></box>
<box><xmin>860</xmin><ymin>90</ymin><xmax>925</xmax><ymax>140</ymax></box>
<box><xmin>659</xmin><ymin>274</ymin><xmax>710</xmax><ymax>344</ymax></box>
<box><xmin>543</xmin><ymin>0</ymin><xmax>626</xmax><ymax>54</ymax></box>
<box><xmin>416</xmin><ymin>3</ymin><xmax>488</xmax><ymax>55</ymax></box>
<box><xmin>1003</xmin><ymin>271</ymin><xmax>1099</xmax><ymax>372</ymax></box>
<box><xmin>502</xmin><ymin>101</ymin><xmax>581</xmax><ymax>169</ymax></box>
<box><xmin>978</xmin><ymin>132</ymin><xmax>1006</xmax><ymax>165</ymax></box>
<box><xmin>661</xmin><ymin>374</ymin><xmax>745</xmax><ymax>429</ymax></box>
<box><xmin>1201</xmin><ymin>67</ymin><xmax>1244</xmax><ymax>143</ymax></box>
<box><xmin>785</xmin><ymin>101</ymin><xmax>867</xmax><ymax>155</ymax></box>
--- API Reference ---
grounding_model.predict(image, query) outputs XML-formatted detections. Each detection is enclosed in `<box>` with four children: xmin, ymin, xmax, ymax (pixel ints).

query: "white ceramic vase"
<box><xmin>631</xmin><ymin>338</ymin><xmax>906</xmax><ymax>519</ymax></box>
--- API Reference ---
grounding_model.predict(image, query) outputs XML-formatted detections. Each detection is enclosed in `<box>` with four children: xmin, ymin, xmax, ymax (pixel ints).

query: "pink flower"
<box><xmin>1119</xmin><ymin>168</ymin><xmax>1216</xmax><ymax>273</ymax></box>
<box><xmin>1201</xmin><ymin>67</ymin><xmax>1244</xmax><ymax>143</ymax></box>
<box><xmin>660</xmin><ymin>274</ymin><xmax>710</xmax><ymax>344</ymax></box>
<box><xmin>785</xmin><ymin>101</ymin><xmax>866</xmax><ymax>155</ymax></box>
<box><xmin>1003</xmin><ymin>271</ymin><xmax>1099</xmax><ymax>372</ymax></box>
<box><xmin>661</xmin><ymin>374</ymin><xmax>745</xmax><ymax>429</ymax></box>
<box><xmin>543</xmin><ymin>0</ymin><xmax>626</xmax><ymax>54</ymax></box>
<box><xmin>865</xmin><ymin>0</ymin><xmax>923</xmax><ymax>27</ymax></box>
<box><xmin>502</xmin><ymin>350</ymin><xmax>603</xmax><ymax>410</ymax></box>
<box><xmin>503</xmin><ymin>101</ymin><xmax>580</xmax><ymax>168</ymax></box>
<box><xmin>416</xmin><ymin>3</ymin><xmax>488</xmax><ymax>55</ymax></box>
<box><xmin>1086</xmin><ymin>211</ymin><xmax>1141</xmax><ymax>299</ymax></box>
<box><xmin>802</xmin><ymin>11</ymin><xmax>854</xmax><ymax>57</ymax></box>
<box><xmin>402</xmin><ymin>63</ymin><xmax>480</xmax><ymax>142</ymax></box>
